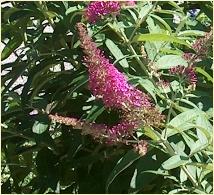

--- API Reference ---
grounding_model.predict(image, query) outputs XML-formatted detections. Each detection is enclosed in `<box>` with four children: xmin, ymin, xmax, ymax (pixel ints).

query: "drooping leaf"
<box><xmin>1</xmin><ymin>36</ymin><xmax>23</xmax><ymax>61</ymax></box>
<box><xmin>196</xmin><ymin>67</ymin><xmax>213</xmax><ymax>83</ymax></box>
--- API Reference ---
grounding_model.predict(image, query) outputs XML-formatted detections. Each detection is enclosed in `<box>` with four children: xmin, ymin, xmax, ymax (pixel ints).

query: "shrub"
<box><xmin>1</xmin><ymin>1</ymin><xmax>213</xmax><ymax>194</ymax></box>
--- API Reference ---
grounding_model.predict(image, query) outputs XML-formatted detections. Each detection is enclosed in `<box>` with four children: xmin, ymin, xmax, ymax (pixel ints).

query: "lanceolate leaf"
<box><xmin>178</xmin><ymin>30</ymin><xmax>206</xmax><ymax>37</ymax></box>
<box><xmin>138</xmin><ymin>78</ymin><xmax>157</xmax><ymax>103</ymax></box>
<box><xmin>187</xmin><ymin>162</ymin><xmax>213</xmax><ymax>171</ymax></box>
<box><xmin>162</xmin><ymin>155</ymin><xmax>190</xmax><ymax>170</ymax></box>
<box><xmin>149</xmin><ymin>14</ymin><xmax>172</xmax><ymax>34</ymax></box>
<box><xmin>155</xmin><ymin>55</ymin><xmax>188</xmax><ymax>69</ymax></box>
<box><xmin>196</xmin><ymin>67</ymin><xmax>213</xmax><ymax>83</ymax></box>
<box><xmin>133</xmin><ymin>33</ymin><xmax>191</xmax><ymax>47</ymax></box>
<box><xmin>1</xmin><ymin>36</ymin><xmax>23</xmax><ymax>61</ymax></box>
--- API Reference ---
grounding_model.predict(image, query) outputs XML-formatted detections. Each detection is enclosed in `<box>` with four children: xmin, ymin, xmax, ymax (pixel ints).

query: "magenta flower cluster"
<box><xmin>182</xmin><ymin>29</ymin><xmax>213</xmax><ymax>64</ymax></box>
<box><xmin>125</xmin><ymin>0</ymin><xmax>136</xmax><ymax>6</ymax></box>
<box><xmin>192</xmin><ymin>30</ymin><xmax>213</xmax><ymax>55</ymax></box>
<box><xmin>77</xmin><ymin>23</ymin><xmax>151</xmax><ymax>110</ymax></box>
<box><xmin>169</xmin><ymin>65</ymin><xmax>197</xmax><ymax>86</ymax></box>
<box><xmin>88</xmin><ymin>59</ymin><xmax>151</xmax><ymax>109</ymax></box>
<box><xmin>84</xmin><ymin>1</ymin><xmax>137</xmax><ymax>23</ymax></box>
<box><xmin>84</xmin><ymin>1</ymin><xmax>121</xmax><ymax>23</ymax></box>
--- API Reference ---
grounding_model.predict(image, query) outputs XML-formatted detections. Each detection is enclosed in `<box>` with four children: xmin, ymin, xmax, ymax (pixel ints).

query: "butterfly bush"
<box><xmin>84</xmin><ymin>1</ymin><xmax>136</xmax><ymax>23</ymax></box>
<box><xmin>49</xmin><ymin>23</ymin><xmax>164</xmax><ymax>144</ymax></box>
<box><xmin>84</xmin><ymin>1</ymin><xmax>121</xmax><ymax>23</ymax></box>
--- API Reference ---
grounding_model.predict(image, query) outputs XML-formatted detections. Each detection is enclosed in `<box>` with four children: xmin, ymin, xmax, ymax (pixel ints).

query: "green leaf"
<box><xmin>171</xmin><ymin>141</ymin><xmax>186</xmax><ymax>155</ymax></box>
<box><xmin>32</xmin><ymin>121</ymin><xmax>48</xmax><ymax>134</ymax></box>
<box><xmin>138</xmin><ymin>78</ymin><xmax>157</xmax><ymax>103</ymax></box>
<box><xmin>168</xmin><ymin>1</ymin><xmax>184</xmax><ymax>13</ymax></box>
<box><xmin>46</xmin><ymin>11</ymin><xmax>59</xmax><ymax>19</ymax></box>
<box><xmin>190</xmin><ymin>140</ymin><xmax>209</xmax><ymax>156</ymax></box>
<box><xmin>64</xmin><ymin>74</ymin><xmax>88</xmax><ymax>98</ymax></box>
<box><xmin>142</xmin><ymin>126</ymin><xmax>161</xmax><ymax>141</ymax></box>
<box><xmin>2</xmin><ymin>61</ymin><xmax>29</xmax><ymax>95</ymax></box>
<box><xmin>65</xmin><ymin>6</ymin><xmax>79</xmax><ymax>15</ymax></box>
<box><xmin>155</xmin><ymin>9</ymin><xmax>183</xmax><ymax>18</ymax></box>
<box><xmin>86</xmin><ymin>105</ymin><xmax>105</xmax><ymax>122</ymax></box>
<box><xmin>144</xmin><ymin>41</ymin><xmax>158</xmax><ymax>61</ymax></box>
<box><xmin>196</xmin><ymin>67</ymin><xmax>213</xmax><ymax>83</ymax></box>
<box><xmin>178</xmin><ymin>98</ymin><xmax>199</xmax><ymax>109</ymax></box>
<box><xmin>1</xmin><ymin>36</ymin><xmax>23</xmax><ymax>61</ymax></box>
<box><xmin>30</xmin><ymin>73</ymin><xmax>57</xmax><ymax>101</ymax></box>
<box><xmin>166</xmin><ymin>109</ymin><xmax>200</xmax><ymax>137</ymax></box>
<box><xmin>3</xmin><ymin>7</ymin><xmax>21</xmax><ymax>21</ymax></box>
<box><xmin>105</xmin><ymin>39</ymin><xmax>129</xmax><ymax>68</ymax></box>
<box><xmin>195</xmin><ymin>112</ymin><xmax>213</xmax><ymax>143</ymax></box>
<box><xmin>149</xmin><ymin>14</ymin><xmax>172</xmax><ymax>34</ymax></box>
<box><xmin>159</xmin><ymin>48</ymin><xmax>183</xmax><ymax>55</ymax></box>
<box><xmin>178</xmin><ymin>30</ymin><xmax>206</xmax><ymax>37</ymax></box>
<box><xmin>133</xmin><ymin>33</ymin><xmax>191</xmax><ymax>47</ymax></box>
<box><xmin>155</xmin><ymin>55</ymin><xmax>188</xmax><ymax>69</ymax></box>
<box><xmin>162</xmin><ymin>155</ymin><xmax>190</xmax><ymax>170</ymax></box>
<box><xmin>180</xmin><ymin>168</ymin><xmax>188</xmax><ymax>183</ymax></box>
<box><xmin>106</xmin><ymin>150</ymin><xmax>140</xmax><ymax>193</ymax></box>
<box><xmin>187</xmin><ymin>163</ymin><xmax>213</xmax><ymax>171</ymax></box>
<box><xmin>139</xmin><ymin>3</ymin><xmax>153</xmax><ymax>19</ymax></box>
<box><xmin>126</xmin><ymin>9</ymin><xmax>137</xmax><ymax>22</ymax></box>
<box><xmin>168</xmin><ymin>189</ymin><xmax>188</xmax><ymax>194</ymax></box>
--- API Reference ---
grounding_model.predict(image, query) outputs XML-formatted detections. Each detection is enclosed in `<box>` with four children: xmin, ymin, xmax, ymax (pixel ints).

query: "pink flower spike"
<box><xmin>77</xmin><ymin>23</ymin><xmax>151</xmax><ymax>110</ymax></box>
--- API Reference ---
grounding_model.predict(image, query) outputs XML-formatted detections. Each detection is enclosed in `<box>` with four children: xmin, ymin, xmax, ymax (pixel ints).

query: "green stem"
<box><xmin>113</xmin><ymin>10</ymin><xmax>198</xmax><ymax>188</ymax></box>
<box><xmin>157</xmin><ymin>93</ymin><xmax>184</xmax><ymax>112</ymax></box>
<box><xmin>162</xmin><ymin>90</ymin><xmax>178</xmax><ymax>139</ymax></box>
<box><xmin>120</xmin><ymin>29</ymin><xmax>150</xmax><ymax>77</ymax></box>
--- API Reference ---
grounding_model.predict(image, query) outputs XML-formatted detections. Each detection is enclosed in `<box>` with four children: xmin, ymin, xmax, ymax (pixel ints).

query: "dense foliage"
<box><xmin>1</xmin><ymin>1</ymin><xmax>213</xmax><ymax>194</ymax></box>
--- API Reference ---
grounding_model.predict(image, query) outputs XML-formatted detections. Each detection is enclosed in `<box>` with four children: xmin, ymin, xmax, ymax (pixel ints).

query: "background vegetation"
<box><xmin>1</xmin><ymin>1</ymin><xmax>213</xmax><ymax>194</ymax></box>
